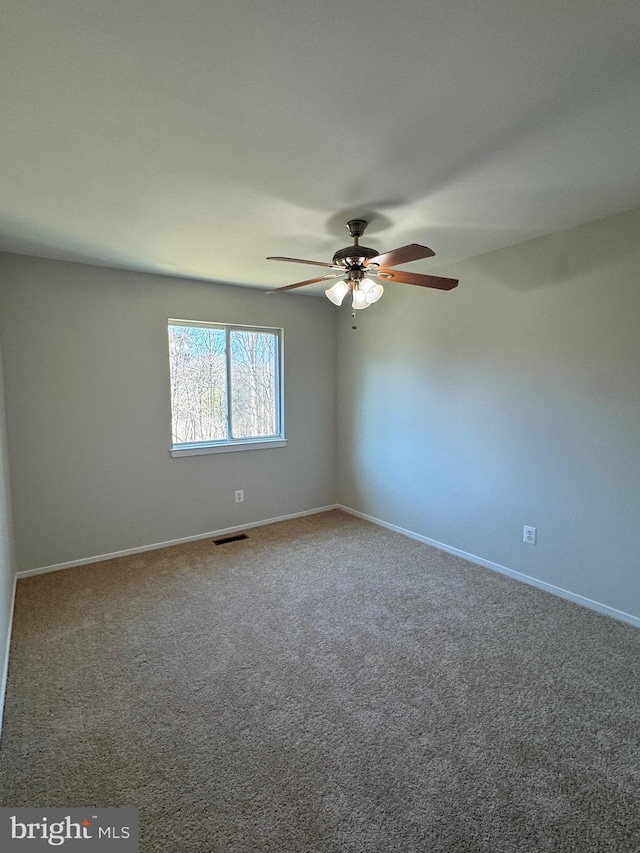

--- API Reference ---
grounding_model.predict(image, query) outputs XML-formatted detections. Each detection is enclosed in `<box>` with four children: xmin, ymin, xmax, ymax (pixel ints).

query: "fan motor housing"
<box><xmin>333</xmin><ymin>244</ymin><xmax>379</xmax><ymax>267</ymax></box>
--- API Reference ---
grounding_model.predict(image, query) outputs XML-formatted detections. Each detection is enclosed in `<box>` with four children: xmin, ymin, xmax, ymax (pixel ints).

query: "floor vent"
<box><xmin>213</xmin><ymin>533</ymin><xmax>249</xmax><ymax>546</ymax></box>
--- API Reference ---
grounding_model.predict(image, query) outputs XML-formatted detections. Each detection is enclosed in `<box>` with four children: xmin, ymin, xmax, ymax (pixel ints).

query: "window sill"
<box><xmin>170</xmin><ymin>439</ymin><xmax>287</xmax><ymax>457</ymax></box>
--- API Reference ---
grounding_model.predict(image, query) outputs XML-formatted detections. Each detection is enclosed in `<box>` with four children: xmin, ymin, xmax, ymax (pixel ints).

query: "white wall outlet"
<box><xmin>523</xmin><ymin>525</ymin><xmax>537</xmax><ymax>545</ymax></box>
<box><xmin>234</xmin><ymin>489</ymin><xmax>244</xmax><ymax>504</ymax></box>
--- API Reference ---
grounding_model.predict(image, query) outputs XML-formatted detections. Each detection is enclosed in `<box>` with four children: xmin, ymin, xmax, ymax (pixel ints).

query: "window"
<box><xmin>168</xmin><ymin>320</ymin><xmax>285</xmax><ymax>456</ymax></box>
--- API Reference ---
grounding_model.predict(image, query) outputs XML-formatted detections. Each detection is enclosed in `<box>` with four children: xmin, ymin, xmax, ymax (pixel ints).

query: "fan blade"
<box><xmin>376</xmin><ymin>269</ymin><xmax>458</xmax><ymax>290</ymax></box>
<box><xmin>366</xmin><ymin>243</ymin><xmax>435</xmax><ymax>269</ymax></box>
<box><xmin>267</xmin><ymin>256</ymin><xmax>340</xmax><ymax>269</ymax></box>
<box><xmin>266</xmin><ymin>273</ymin><xmax>342</xmax><ymax>294</ymax></box>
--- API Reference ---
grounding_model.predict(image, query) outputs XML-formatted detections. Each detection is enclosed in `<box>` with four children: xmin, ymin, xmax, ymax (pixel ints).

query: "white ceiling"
<box><xmin>2</xmin><ymin>0</ymin><xmax>640</xmax><ymax>293</ymax></box>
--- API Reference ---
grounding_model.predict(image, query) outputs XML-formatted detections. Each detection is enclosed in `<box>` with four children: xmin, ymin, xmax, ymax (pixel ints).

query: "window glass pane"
<box><xmin>168</xmin><ymin>324</ymin><xmax>227</xmax><ymax>444</ymax></box>
<box><xmin>229</xmin><ymin>330</ymin><xmax>278</xmax><ymax>439</ymax></box>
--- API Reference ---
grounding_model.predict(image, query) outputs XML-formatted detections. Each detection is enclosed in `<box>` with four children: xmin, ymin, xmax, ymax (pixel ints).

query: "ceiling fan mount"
<box><xmin>266</xmin><ymin>218</ymin><xmax>458</xmax><ymax>309</ymax></box>
<box><xmin>345</xmin><ymin>218</ymin><xmax>368</xmax><ymax>240</ymax></box>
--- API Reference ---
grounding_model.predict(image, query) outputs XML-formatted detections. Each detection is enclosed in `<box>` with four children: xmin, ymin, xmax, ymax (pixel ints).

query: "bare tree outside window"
<box><xmin>230</xmin><ymin>330</ymin><xmax>277</xmax><ymax>439</ymax></box>
<box><xmin>168</xmin><ymin>322</ymin><xmax>282</xmax><ymax>448</ymax></box>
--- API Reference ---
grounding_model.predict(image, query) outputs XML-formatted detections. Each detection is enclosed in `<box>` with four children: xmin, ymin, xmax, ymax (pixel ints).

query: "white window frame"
<box><xmin>168</xmin><ymin>319</ymin><xmax>286</xmax><ymax>457</ymax></box>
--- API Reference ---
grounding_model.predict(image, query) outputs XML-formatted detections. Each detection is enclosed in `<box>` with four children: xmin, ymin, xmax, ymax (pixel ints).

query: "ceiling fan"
<box><xmin>266</xmin><ymin>219</ymin><xmax>458</xmax><ymax>310</ymax></box>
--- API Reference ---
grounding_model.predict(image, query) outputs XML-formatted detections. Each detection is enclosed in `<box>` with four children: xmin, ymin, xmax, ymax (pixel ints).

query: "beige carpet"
<box><xmin>1</xmin><ymin>509</ymin><xmax>639</xmax><ymax>851</ymax></box>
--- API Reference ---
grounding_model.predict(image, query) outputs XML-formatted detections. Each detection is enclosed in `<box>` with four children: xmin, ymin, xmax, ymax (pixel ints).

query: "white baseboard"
<box><xmin>338</xmin><ymin>505</ymin><xmax>640</xmax><ymax>630</ymax></box>
<box><xmin>0</xmin><ymin>573</ymin><xmax>17</xmax><ymax>743</ymax></box>
<box><xmin>16</xmin><ymin>505</ymin><xmax>339</xmax><ymax>579</ymax></box>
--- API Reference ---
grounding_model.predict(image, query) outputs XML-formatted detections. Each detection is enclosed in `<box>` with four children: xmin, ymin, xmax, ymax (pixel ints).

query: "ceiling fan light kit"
<box><xmin>266</xmin><ymin>219</ymin><xmax>459</xmax><ymax>313</ymax></box>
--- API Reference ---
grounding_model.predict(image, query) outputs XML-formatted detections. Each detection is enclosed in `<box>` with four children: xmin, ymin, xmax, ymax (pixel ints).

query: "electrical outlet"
<box><xmin>523</xmin><ymin>525</ymin><xmax>537</xmax><ymax>545</ymax></box>
<box><xmin>234</xmin><ymin>489</ymin><xmax>244</xmax><ymax>504</ymax></box>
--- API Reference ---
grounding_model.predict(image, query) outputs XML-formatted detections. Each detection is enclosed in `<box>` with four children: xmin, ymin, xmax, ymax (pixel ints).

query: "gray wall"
<box><xmin>337</xmin><ymin>207</ymin><xmax>640</xmax><ymax>621</ymax></box>
<box><xmin>0</xmin><ymin>254</ymin><xmax>336</xmax><ymax>571</ymax></box>
<box><xmin>0</xmin><ymin>337</ymin><xmax>17</xmax><ymax>723</ymax></box>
